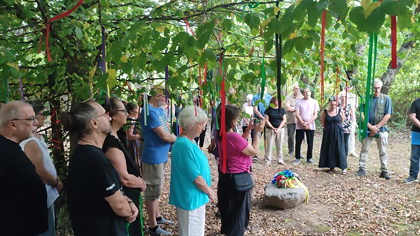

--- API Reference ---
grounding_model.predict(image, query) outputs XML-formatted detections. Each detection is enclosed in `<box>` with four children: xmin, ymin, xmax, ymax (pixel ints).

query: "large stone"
<box><xmin>263</xmin><ymin>183</ymin><xmax>306</xmax><ymax>210</ymax></box>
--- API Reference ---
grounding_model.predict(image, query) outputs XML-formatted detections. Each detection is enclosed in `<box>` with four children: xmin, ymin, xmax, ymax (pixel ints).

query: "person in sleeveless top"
<box><xmin>319</xmin><ymin>96</ymin><xmax>348</xmax><ymax>174</ymax></box>
<box><xmin>125</xmin><ymin>102</ymin><xmax>143</xmax><ymax>169</ymax></box>
<box><xmin>102</xmin><ymin>98</ymin><xmax>147</xmax><ymax>236</ymax></box>
<box><xmin>20</xmin><ymin>101</ymin><xmax>63</xmax><ymax>236</ymax></box>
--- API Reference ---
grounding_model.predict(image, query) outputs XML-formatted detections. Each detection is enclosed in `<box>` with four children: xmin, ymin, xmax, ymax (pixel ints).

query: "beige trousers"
<box><xmin>264</xmin><ymin>128</ymin><xmax>285</xmax><ymax>164</ymax></box>
<box><xmin>359</xmin><ymin>132</ymin><xmax>389</xmax><ymax>171</ymax></box>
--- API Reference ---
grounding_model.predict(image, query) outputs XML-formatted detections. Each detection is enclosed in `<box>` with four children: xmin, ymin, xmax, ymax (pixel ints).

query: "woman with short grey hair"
<box><xmin>169</xmin><ymin>105</ymin><xmax>215</xmax><ymax>236</ymax></box>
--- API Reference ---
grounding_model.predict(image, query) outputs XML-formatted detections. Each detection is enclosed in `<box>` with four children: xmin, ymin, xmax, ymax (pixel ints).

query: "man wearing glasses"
<box><xmin>0</xmin><ymin>101</ymin><xmax>48</xmax><ymax>235</ymax></box>
<box><xmin>356</xmin><ymin>79</ymin><xmax>393</xmax><ymax>179</ymax></box>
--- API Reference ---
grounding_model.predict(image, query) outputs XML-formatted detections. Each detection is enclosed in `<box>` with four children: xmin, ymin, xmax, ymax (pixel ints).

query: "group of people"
<box><xmin>1</xmin><ymin>78</ymin><xmax>420</xmax><ymax>236</ymax></box>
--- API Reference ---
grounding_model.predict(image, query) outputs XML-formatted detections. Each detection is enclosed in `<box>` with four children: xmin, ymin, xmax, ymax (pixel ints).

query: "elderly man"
<box><xmin>341</xmin><ymin>86</ymin><xmax>359</xmax><ymax>157</ymax></box>
<box><xmin>404</xmin><ymin>97</ymin><xmax>420</xmax><ymax>183</ymax></box>
<box><xmin>0</xmin><ymin>101</ymin><xmax>48</xmax><ymax>235</ymax></box>
<box><xmin>293</xmin><ymin>87</ymin><xmax>319</xmax><ymax>165</ymax></box>
<box><xmin>140</xmin><ymin>87</ymin><xmax>177</xmax><ymax>235</ymax></box>
<box><xmin>285</xmin><ymin>84</ymin><xmax>303</xmax><ymax>156</ymax></box>
<box><xmin>356</xmin><ymin>79</ymin><xmax>393</xmax><ymax>179</ymax></box>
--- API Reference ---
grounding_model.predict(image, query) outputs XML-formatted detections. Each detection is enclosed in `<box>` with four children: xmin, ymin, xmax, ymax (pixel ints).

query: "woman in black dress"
<box><xmin>319</xmin><ymin>96</ymin><xmax>348</xmax><ymax>174</ymax></box>
<box><xmin>103</xmin><ymin>98</ymin><xmax>147</xmax><ymax>236</ymax></box>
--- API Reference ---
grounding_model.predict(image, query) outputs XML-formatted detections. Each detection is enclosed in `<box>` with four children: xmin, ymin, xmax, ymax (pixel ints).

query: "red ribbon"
<box><xmin>320</xmin><ymin>10</ymin><xmax>326</xmax><ymax>108</ymax></box>
<box><xmin>391</xmin><ymin>16</ymin><xmax>397</xmax><ymax>69</ymax></box>
<box><xmin>184</xmin><ymin>17</ymin><xmax>197</xmax><ymax>39</ymax></box>
<box><xmin>39</xmin><ymin>0</ymin><xmax>85</xmax><ymax>62</ymax></box>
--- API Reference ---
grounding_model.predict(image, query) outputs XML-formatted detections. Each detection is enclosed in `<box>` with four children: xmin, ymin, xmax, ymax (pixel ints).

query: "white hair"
<box><xmin>178</xmin><ymin>105</ymin><xmax>207</xmax><ymax>130</ymax></box>
<box><xmin>246</xmin><ymin>94</ymin><xmax>253</xmax><ymax>102</ymax></box>
<box><xmin>374</xmin><ymin>79</ymin><xmax>383</xmax><ymax>87</ymax></box>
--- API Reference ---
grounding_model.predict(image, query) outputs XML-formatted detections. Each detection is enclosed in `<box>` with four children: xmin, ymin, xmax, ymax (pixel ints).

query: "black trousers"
<box><xmin>218</xmin><ymin>170</ymin><xmax>251</xmax><ymax>236</ymax></box>
<box><xmin>295</xmin><ymin>129</ymin><xmax>315</xmax><ymax>160</ymax></box>
<box><xmin>194</xmin><ymin>125</ymin><xmax>207</xmax><ymax>147</ymax></box>
<box><xmin>242</xmin><ymin>126</ymin><xmax>254</xmax><ymax>143</ymax></box>
<box><xmin>344</xmin><ymin>133</ymin><xmax>350</xmax><ymax>156</ymax></box>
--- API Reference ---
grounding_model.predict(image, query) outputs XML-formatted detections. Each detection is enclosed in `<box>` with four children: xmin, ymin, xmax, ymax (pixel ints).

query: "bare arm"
<box><xmin>264</xmin><ymin>114</ymin><xmax>275</xmax><ymax>129</ymax></box>
<box><xmin>104</xmin><ymin>147</ymin><xmax>146</xmax><ymax>190</ymax></box>
<box><xmin>295</xmin><ymin>109</ymin><xmax>304</xmax><ymax>125</ymax></box>
<box><xmin>153</xmin><ymin>126</ymin><xmax>177</xmax><ymax>143</ymax></box>
<box><xmin>253</xmin><ymin>106</ymin><xmax>264</xmax><ymax>119</ymax></box>
<box><xmin>285</xmin><ymin>99</ymin><xmax>296</xmax><ymax>113</ymax></box>
<box><xmin>376</xmin><ymin>114</ymin><xmax>391</xmax><ymax>129</ymax></box>
<box><xmin>277</xmin><ymin>114</ymin><xmax>287</xmax><ymax>130</ymax></box>
<box><xmin>193</xmin><ymin>175</ymin><xmax>215</xmax><ymax>202</ymax></box>
<box><xmin>104</xmin><ymin>190</ymin><xmax>132</xmax><ymax>217</ymax></box>
<box><xmin>24</xmin><ymin>140</ymin><xmax>62</xmax><ymax>190</ymax></box>
<box><xmin>410</xmin><ymin>113</ymin><xmax>420</xmax><ymax>129</ymax></box>
<box><xmin>241</xmin><ymin>122</ymin><xmax>264</xmax><ymax>156</ymax></box>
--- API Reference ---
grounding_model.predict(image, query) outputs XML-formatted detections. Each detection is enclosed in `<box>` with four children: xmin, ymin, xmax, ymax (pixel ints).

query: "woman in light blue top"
<box><xmin>20</xmin><ymin>101</ymin><xmax>63</xmax><ymax>236</ymax></box>
<box><xmin>169</xmin><ymin>105</ymin><xmax>215</xmax><ymax>236</ymax></box>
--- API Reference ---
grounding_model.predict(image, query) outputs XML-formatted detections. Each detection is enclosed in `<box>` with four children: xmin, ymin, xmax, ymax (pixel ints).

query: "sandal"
<box><xmin>342</xmin><ymin>169</ymin><xmax>348</xmax><ymax>175</ymax></box>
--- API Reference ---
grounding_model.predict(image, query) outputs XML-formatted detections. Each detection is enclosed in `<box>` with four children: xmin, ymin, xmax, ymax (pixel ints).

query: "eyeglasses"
<box><xmin>373</xmin><ymin>87</ymin><xmax>381</xmax><ymax>90</ymax></box>
<box><xmin>115</xmin><ymin>109</ymin><xmax>128</xmax><ymax>115</ymax></box>
<box><xmin>12</xmin><ymin>116</ymin><xmax>37</xmax><ymax>123</ymax></box>
<box><xmin>96</xmin><ymin>112</ymin><xmax>110</xmax><ymax>118</ymax></box>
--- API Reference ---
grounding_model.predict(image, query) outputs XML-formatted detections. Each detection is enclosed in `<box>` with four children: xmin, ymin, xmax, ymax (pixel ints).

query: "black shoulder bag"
<box><xmin>226</xmin><ymin>160</ymin><xmax>254</xmax><ymax>192</ymax></box>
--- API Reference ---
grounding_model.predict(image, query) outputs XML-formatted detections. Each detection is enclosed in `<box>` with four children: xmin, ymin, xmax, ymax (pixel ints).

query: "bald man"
<box><xmin>0</xmin><ymin>101</ymin><xmax>48</xmax><ymax>235</ymax></box>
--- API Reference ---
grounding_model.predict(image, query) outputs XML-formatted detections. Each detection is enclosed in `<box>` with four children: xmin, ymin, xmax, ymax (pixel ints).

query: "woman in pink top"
<box><xmin>217</xmin><ymin>105</ymin><xmax>263</xmax><ymax>236</ymax></box>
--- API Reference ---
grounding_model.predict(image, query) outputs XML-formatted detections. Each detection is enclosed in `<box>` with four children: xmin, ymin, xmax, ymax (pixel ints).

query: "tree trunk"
<box><xmin>380</xmin><ymin>40</ymin><xmax>415</xmax><ymax>95</ymax></box>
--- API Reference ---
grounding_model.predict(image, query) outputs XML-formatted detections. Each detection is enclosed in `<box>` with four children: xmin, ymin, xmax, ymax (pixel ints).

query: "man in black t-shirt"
<box><xmin>0</xmin><ymin>101</ymin><xmax>48</xmax><ymax>236</ymax></box>
<box><xmin>63</xmin><ymin>101</ymin><xmax>138</xmax><ymax>236</ymax></box>
<box><xmin>405</xmin><ymin>98</ymin><xmax>420</xmax><ymax>183</ymax></box>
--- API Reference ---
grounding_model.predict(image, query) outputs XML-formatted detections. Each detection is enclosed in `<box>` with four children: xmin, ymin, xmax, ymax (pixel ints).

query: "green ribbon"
<box><xmin>260</xmin><ymin>56</ymin><xmax>266</xmax><ymax>100</ymax></box>
<box><xmin>240</xmin><ymin>2</ymin><xmax>261</xmax><ymax>19</ymax></box>
<box><xmin>360</xmin><ymin>32</ymin><xmax>378</xmax><ymax>141</ymax></box>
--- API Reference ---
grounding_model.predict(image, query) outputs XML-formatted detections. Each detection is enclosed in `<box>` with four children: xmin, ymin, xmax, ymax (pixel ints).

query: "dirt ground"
<box><xmin>147</xmin><ymin>127</ymin><xmax>420</xmax><ymax>236</ymax></box>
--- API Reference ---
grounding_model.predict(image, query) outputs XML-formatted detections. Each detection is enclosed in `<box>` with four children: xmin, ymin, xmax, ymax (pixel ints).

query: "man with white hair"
<box><xmin>340</xmin><ymin>86</ymin><xmax>359</xmax><ymax>157</ymax></box>
<box><xmin>0</xmin><ymin>101</ymin><xmax>48</xmax><ymax>235</ymax></box>
<box><xmin>356</xmin><ymin>79</ymin><xmax>393</xmax><ymax>179</ymax></box>
<box><xmin>285</xmin><ymin>84</ymin><xmax>303</xmax><ymax>156</ymax></box>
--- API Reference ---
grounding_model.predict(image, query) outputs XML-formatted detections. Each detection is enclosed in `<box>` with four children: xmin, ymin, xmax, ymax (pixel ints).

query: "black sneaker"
<box><xmin>404</xmin><ymin>176</ymin><xmax>418</xmax><ymax>184</ymax></box>
<box><xmin>379</xmin><ymin>171</ymin><xmax>391</xmax><ymax>180</ymax></box>
<box><xmin>356</xmin><ymin>168</ymin><xmax>366</xmax><ymax>177</ymax></box>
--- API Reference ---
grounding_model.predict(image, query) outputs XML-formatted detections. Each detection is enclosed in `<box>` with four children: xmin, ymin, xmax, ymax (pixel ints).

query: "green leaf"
<box><xmin>283</xmin><ymin>38</ymin><xmax>296</xmax><ymax>55</ymax></box>
<box><xmin>197</xmin><ymin>32</ymin><xmax>211</xmax><ymax>49</ymax></box>
<box><xmin>365</xmin><ymin>7</ymin><xmax>385</xmax><ymax>33</ymax></box>
<box><xmin>308</xmin><ymin>3</ymin><xmax>322</xmax><ymax>28</ymax></box>
<box><xmin>398</xmin><ymin>14</ymin><xmax>411</xmax><ymax>30</ymax></box>
<box><xmin>222</xmin><ymin>19</ymin><xmax>233</xmax><ymax>32</ymax></box>
<box><xmin>329</xmin><ymin>0</ymin><xmax>348</xmax><ymax>19</ymax></box>
<box><xmin>380</xmin><ymin>0</ymin><xmax>399</xmax><ymax>15</ymax></box>
<box><xmin>244</xmin><ymin>13</ymin><xmax>260</xmax><ymax>30</ymax></box>
<box><xmin>265</xmin><ymin>40</ymin><xmax>274</xmax><ymax>54</ymax></box>
<box><xmin>75</xmin><ymin>26</ymin><xmax>83</xmax><ymax>39</ymax></box>
<box><xmin>294</xmin><ymin>37</ymin><xmax>307</xmax><ymax>53</ymax></box>
<box><xmin>297</xmin><ymin>0</ymin><xmax>314</xmax><ymax>10</ymax></box>
<box><xmin>307</xmin><ymin>30</ymin><xmax>320</xmax><ymax>43</ymax></box>
<box><xmin>349</xmin><ymin>7</ymin><xmax>366</xmax><ymax>31</ymax></box>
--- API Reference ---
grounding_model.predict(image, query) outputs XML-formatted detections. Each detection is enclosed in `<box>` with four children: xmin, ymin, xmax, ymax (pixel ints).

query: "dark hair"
<box><xmin>26</xmin><ymin>100</ymin><xmax>45</xmax><ymax>115</ymax></box>
<box><xmin>328</xmin><ymin>96</ymin><xmax>340</xmax><ymax>105</ymax></box>
<box><xmin>126</xmin><ymin>102</ymin><xmax>138</xmax><ymax>113</ymax></box>
<box><xmin>269</xmin><ymin>96</ymin><xmax>278</xmax><ymax>104</ymax></box>
<box><xmin>61</xmin><ymin>101</ymin><xmax>98</xmax><ymax>138</ymax></box>
<box><xmin>216</xmin><ymin>105</ymin><xmax>240</xmax><ymax>141</ymax></box>
<box><xmin>102</xmin><ymin>97</ymin><xmax>122</xmax><ymax>117</ymax></box>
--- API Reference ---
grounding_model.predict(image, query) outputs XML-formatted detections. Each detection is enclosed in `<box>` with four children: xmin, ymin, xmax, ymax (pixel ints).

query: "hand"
<box><xmin>248</xmin><ymin>119</ymin><xmax>256</xmax><ymax>129</ymax></box>
<box><xmin>126</xmin><ymin>202</ymin><xmax>139</xmax><ymax>223</ymax></box>
<box><xmin>207</xmin><ymin>189</ymin><xmax>216</xmax><ymax>203</ymax></box>
<box><xmin>369</xmin><ymin>131</ymin><xmax>377</xmax><ymax>137</ymax></box>
<box><xmin>56</xmin><ymin>181</ymin><xmax>64</xmax><ymax>193</ymax></box>
<box><xmin>207</xmin><ymin>143</ymin><xmax>215</xmax><ymax>153</ymax></box>
<box><xmin>254</xmin><ymin>120</ymin><xmax>264</xmax><ymax>133</ymax></box>
<box><xmin>370</xmin><ymin>125</ymin><xmax>380</xmax><ymax>134</ymax></box>
<box><xmin>139</xmin><ymin>178</ymin><xmax>147</xmax><ymax>192</ymax></box>
<box><xmin>274</xmin><ymin>128</ymin><xmax>279</xmax><ymax>134</ymax></box>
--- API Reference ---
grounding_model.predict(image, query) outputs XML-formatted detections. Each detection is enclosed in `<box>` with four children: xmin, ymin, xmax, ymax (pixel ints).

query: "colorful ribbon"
<box><xmin>39</xmin><ymin>0</ymin><xmax>85</xmax><ymax>62</ymax></box>
<box><xmin>219</xmin><ymin>52</ymin><xmax>227</xmax><ymax>173</ymax></box>
<box><xmin>391</xmin><ymin>16</ymin><xmax>397</xmax><ymax>69</ymax></box>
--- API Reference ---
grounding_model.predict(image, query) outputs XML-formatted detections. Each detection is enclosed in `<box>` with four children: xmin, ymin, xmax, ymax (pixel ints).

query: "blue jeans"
<box><xmin>409</xmin><ymin>145</ymin><xmax>420</xmax><ymax>178</ymax></box>
<box><xmin>39</xmin><ymin>205</ymin><xmax>55</xmax><ymax>236</ymax></box>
